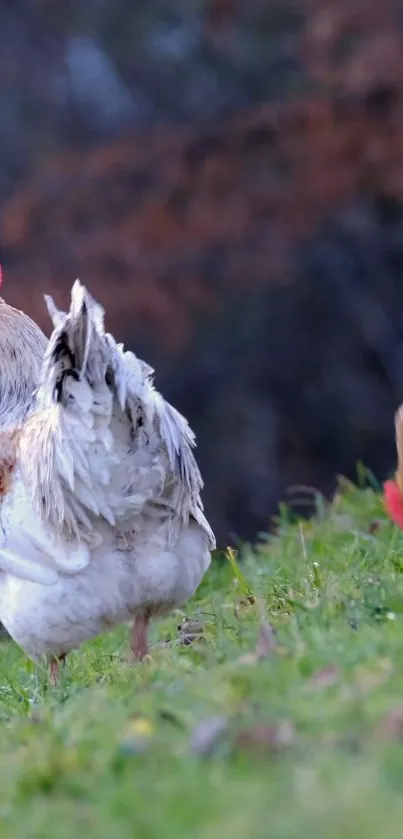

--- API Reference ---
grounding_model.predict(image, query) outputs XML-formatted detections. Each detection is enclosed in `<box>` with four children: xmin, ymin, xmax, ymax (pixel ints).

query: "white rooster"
<box><xmin>0</xmin><ymin>280</ymin><xmax>215</xmax><ymax>684</ymax></box>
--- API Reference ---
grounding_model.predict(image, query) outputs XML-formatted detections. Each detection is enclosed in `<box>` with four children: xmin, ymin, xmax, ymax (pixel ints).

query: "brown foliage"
<box><xmin>2</xmin><ymin>10</ymin><xmax>403</xmax><ymax>346</ymax></box>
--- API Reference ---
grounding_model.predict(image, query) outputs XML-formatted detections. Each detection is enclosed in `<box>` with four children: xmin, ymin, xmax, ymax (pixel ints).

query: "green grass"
<box><xmin>3</xmin><ymin>478</ymin><xmax>403</xmax><ymax>837</ymax></box>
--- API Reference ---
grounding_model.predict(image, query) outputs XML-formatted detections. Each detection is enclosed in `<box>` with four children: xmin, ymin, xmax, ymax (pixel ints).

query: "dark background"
<box><xmin>1</xmin><ymin>0</ymin><xmax>403</xmax><ymax>545</ymax></box>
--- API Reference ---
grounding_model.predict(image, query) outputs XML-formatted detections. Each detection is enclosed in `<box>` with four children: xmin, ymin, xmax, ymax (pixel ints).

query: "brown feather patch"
<box><xmin>0</xmin><ymin>430</ymin><xmax>20</xmax><ymax>499</ymax></box>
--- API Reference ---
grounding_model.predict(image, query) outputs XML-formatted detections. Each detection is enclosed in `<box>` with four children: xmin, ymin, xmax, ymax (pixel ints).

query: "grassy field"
<box><xmin>2</xmin><ymin>476</ymin><xmax>403</xmax><ymax>838</ymax></box>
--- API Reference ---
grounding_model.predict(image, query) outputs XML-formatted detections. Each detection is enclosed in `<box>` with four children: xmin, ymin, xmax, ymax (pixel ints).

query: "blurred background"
<box><xmin>1</xmin><ymin>0</ymin><xmax>403</xmax><ymax>546</ymax></box>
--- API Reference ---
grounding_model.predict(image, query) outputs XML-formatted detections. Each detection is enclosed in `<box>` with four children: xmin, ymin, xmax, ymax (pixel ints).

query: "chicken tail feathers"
<box><xmin>17</xmin><ymin>279</ymin><xmax>216</xmax><ymax>564</ymax></box>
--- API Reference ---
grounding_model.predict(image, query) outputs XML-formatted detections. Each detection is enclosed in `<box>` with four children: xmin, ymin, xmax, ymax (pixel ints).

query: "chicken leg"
<box><xmin>131</xmin><ymin>611</ymin><xmax>151</xmax><ymax>660</ymax></box>
<box><xmin>49</xmin><ymin>653</ymin><xmax>67</xmax><ymax>687</ymax></box>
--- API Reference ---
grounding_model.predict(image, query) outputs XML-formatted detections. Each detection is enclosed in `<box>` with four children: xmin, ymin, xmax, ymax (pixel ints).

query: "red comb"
<box><xmin>384</xmin><ymin>480</ymin><xmax>403</xmax><ymax>529</ymax></box>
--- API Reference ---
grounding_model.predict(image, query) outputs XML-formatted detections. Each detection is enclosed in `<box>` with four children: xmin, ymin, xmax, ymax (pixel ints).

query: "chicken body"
<box><xmin>0</xmin><ymin>294</ymin><xmax>47</xmax><ymax>642</ymax></box>
<box><xmin>0</xmin><ymin>505</ymin><xmax>210</xmax><ymax>662</ymax></box>
<box><xmin>0</xmin><ymin>297</ymin><xmax>47</xmax><ymax>429</ymax></box>
<box><xmin>0</xmin><ymin>282</ymin><xmax>215</xmax><ymax>678</ymax></box>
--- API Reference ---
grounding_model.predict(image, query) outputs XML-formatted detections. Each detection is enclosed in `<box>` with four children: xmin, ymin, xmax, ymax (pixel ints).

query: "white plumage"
<box><xmin>0</xmin><ymin>281</ymin><xmax>215</xmax><ymax>682</ymax></box>
<box><xmin>0</xmin><ymin>296</ymin><xmax>47</xmax><ymax>430</ymax></box>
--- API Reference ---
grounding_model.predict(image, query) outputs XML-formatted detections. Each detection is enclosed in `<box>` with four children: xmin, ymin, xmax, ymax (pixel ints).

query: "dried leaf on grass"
<box><xmin>177</xmin><ymin>617</ymin><xmax>205</xmax><ymax>646</ymax></box>
<box><xmin>190</xmin><ymin>715</ymin><xmax>230</xmax><ymax>757</ymax></box>
<box><xmin>157</xmin><ymin>616</ymin><xmax>205</xmax><ymax>650</ymax></box>
<box><xmin>239</xmin><ymin>595</ymin><xmax>257</xmax><ymax>607</ymax></box>
<box><xmin>190</xmin><ymin>715</ymin><xmax>297</xmax><ymax>759</ymax></box>
<box><xmin>238</xmin><ymin>597</ymin><xmax>278</xmax><ymax>665</ymax></box>
<box><xmin>307</xmin><ymin>658</ymin><xmax>393</xmax><ymax>697</ymax></box>
<box><xmin>234</xmin><ymin>721</ymin><xmax>296</xmax><ymax>755</ymax></box>
<box><xmin>306</xmin><ymin>665</ymin><xmax>340</xmax><ymax>691</ymax></box>
<box><xmin>375</xmin><ymin>707</ymin><xmax>403</xmax><ymax>741</ymax></box>
<box><xmin>255</xmin><ymin>620</ymin><xmax>278</xmax><ymax>659</ymax></box>
<box><xmin>353</xmin><ymin>658</ymin><xmax>393</xmax><ymax>694</ymax></box>
<box><xmin>368</xmin><ymin>520</ymin><xmax>381</xmax><ymax>535</ymax></box>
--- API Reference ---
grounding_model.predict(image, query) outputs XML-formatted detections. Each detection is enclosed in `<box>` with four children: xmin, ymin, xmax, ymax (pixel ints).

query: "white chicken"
<box><xmin>0</xmin><ymin>280</ymin><xmax>215</xmax><ymax>684</ymax></box>
<box><xmin>0</xmin><ymin>269</ymin><xmax>47</xmax><ymax>432</ymax></box>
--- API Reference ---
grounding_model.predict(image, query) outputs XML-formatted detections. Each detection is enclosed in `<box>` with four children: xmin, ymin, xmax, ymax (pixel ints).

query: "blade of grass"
<box><xmin>225</xmin><ymin>547</ymin><xmax>254</xmax><ymax>598</ymax></box>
